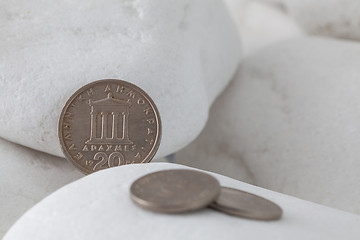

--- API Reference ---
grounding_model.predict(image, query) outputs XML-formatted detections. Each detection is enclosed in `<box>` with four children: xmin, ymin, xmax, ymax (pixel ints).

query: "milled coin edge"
<box><xmin>129</xmin><ymin>169</ymin><xmax>221</xmax><ymax>213</ymax></box>
<box><xmin>209</xmin><ymin>187</ymin><xmax>283</xmax><ymax>221</ymax></box>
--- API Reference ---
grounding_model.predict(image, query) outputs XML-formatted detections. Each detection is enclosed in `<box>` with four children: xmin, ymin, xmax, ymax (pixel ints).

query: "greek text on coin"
<box><xmin>58</xmin><ymin>79</ymin><xmax>161</xmax><ymax>174</ymax></box>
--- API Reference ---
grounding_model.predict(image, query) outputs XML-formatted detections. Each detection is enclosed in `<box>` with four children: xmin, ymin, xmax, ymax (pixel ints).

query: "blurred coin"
<box><xmin>130</xmin><ymin>169</ymin><xmax>220</xmax><ymax>213</ymax></box>
<box><xmin>210</xmin><ymin>187</ymin><xmax>282</xmax><ymax>220</ymax></box>
<box><xmin>58</xmin><ymin>79</ymin><xmax>161</xmax><ymax>174</ymax></box>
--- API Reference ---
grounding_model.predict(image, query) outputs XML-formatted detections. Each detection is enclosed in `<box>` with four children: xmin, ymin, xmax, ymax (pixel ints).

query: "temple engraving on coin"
<box><xmin>58</xmin><ymin>79</ymin><xmax>161</xmax><ymax>174</ymax></box>
<box><xmin>86</xmin><ymin>93</ymin><xmax>132</xmax><ymax>145</ymax></box>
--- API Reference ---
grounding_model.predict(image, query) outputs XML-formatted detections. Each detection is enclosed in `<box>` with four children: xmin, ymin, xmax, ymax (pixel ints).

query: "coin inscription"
<box><xmin>130</xmin><ymin>169</ymin><xmax>221</xmax><ymax>213</ymax></box>
<box><xmin>58</xmin><ymin>79</ymin><xmax>161</xmax><ymax>174</ymax></box>
<box><xmin>210</xmin><ymin>187</ymin><xmax>283</xmax><ymax>220</ymax></box>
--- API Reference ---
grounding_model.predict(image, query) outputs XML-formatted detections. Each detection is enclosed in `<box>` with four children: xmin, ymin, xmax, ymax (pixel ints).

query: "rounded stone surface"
<box><xmin>130</xmin><ymin>169</ymin><xmax>220</xmax><ymax>213</ymax></box>
<box><xmin>175</xmin><ymin>37</ymin><xmax>360</xmax><ymax>214</ymax></box>
<box><xmin>210</xmin><ymin>187</ymin><xmax>282</xmax><ymax>221</ymax></box>
<box><xmin>59</xmin><ymin>79</ymin><xmax>161</xmax><ymax>174</ymax></box>
<box><xmin>4</xmin><ymin>163</ymin><xmax>360</xmax><ymax>240</ymax></box>
<box><xmin>0</xmin><ymin>0</ymin><xmax>241</xmax><ymax>159</ymax></box>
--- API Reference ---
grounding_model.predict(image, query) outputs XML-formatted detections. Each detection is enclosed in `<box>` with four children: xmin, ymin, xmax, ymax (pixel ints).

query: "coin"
<box><xmin>58</xmin><ymin>79</ymin><xmax>161</xmax><ymax>174</ymax></box>
<box><xmin>210</xmin><ymin>187</ymin><xmax>282</xmax><ymax>220</ymax></box>
<box><xmin>130</xmin><ymin>169</ymin><xmax>220</xmax><ymax>213</ymax></box>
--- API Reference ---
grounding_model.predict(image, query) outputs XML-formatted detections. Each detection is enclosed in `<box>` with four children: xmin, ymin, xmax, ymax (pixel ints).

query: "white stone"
<box><xmin>4</xmin><ymin>163</ymin><xmax>360</xmax><ymax>240</ymax></box>
<box><xmin>0</xmin><ymin>138</ymin><xmax>83</xmax><ymax>237</ymax></box>
<box><xmin>176</xmin><ymin>37</ymin><xmax>360</xmax><ymax>214</ymax></box>
<box><xmin>0</xmin><ymin>0</ymin><xmax>240</xmax><ymax>158</ymax></box>
<box><xmin>276</xmin><ymin>0</ymin><xmax>360</xmax><ymax>40</ymax></box>
<box><xmin>224</xmin><ymin>0</ymin><xmax>302</xmax><ymax>56</ymax></box>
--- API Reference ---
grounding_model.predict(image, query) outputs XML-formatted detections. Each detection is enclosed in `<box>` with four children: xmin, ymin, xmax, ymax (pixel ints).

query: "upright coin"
<box><xmin>130</xmin><ymin>169</ymin><xmax>220</xmax><ymax>213</ymax></box>
<box><xmin>210</xmin><ymin>187</ymin><xmax>282</xmax><ymax>220</ymax></box>
<box><xmin>58</xmin><ymin>79</ymin><xmax>161</xmax><ymax>174</ymax></box>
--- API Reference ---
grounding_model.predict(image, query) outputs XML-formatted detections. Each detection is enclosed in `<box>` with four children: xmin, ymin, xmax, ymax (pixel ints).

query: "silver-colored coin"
<box><xmin>58</xmin><ymin>79</ymin><xmax>161</xmax><ymax>174</ymax></box>
<box><xmin>210</xmin><ymin>187</ymin><xmax>282</xmax><ymax>221</ymax></box>
<box><xmin>130</xmin><ymin>169</ymin><xmax>220</xmax><ymax>213</ymax></box>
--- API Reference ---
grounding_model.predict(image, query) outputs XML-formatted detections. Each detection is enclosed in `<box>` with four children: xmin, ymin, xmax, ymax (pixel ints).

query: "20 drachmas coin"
<box><xmin>58</xmin><ymin>79</ymin><xmax>161</xmax><ymax>174</ymax></box>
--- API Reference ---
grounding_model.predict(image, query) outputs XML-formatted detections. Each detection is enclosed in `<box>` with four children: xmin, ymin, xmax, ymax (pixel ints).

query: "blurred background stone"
<box><xmin>224</xmin><ymin>0</ymin><xmax>302</xmax><ymax>56</ymax></box>
<box><xmin>275</xmin><ymin>0</ymin><xmax>360</xmax><ymax>40</ymax></box>
<box><xmin>0</xmin><ymin>138</ymin><xmax>82</xmax><ymax>237</ymax></box>
<box><xmin>176</xmin><ymin>37</ymin><xmax>360</xmax><ymax>214</ymax></box>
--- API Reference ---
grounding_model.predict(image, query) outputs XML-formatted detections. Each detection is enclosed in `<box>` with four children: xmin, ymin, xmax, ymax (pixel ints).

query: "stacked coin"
<box><xmin>58</xmin><ymin>79</ymin><xmax>161</xmax><ymax>174</ymax></box>
<box><xmin>130</xmin><ymin>169</ymin><xmax>283</xmax><ymax>221</ymax></box>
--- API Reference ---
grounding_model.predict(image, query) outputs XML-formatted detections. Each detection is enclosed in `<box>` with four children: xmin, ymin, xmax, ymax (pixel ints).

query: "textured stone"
<box><xmin>276</xmin><ymin>0</ymin><xmax>360</xmax><ymax>40</ymax></box>
<box><xmin>4</xmin><ymin>163</ymin><xmax>360</xmax><ymax>240</ymax></box>
<box><xmin>224</xmin><ymin>0</ymin><xmax>302</xmax><ymax>56</ymax></box>
<box><xmin>176</xmin><ymin>37</ymin><xmax>360</xmax><ymax>214</ymax></box>
<box><xmin>0</xmin><ymin>0</ymin><xmax>240</xmax><ymax>158</ymax></box>
<box><xmin>0</xmin><ymin>138</ymin><xmax>82</xmax><ymax>237</ymax></box>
